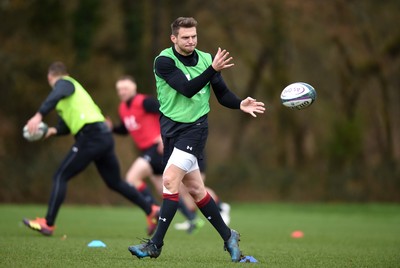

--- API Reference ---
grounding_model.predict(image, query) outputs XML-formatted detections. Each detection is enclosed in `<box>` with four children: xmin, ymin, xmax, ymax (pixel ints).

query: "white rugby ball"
<box><xmin>23</xmin><ymin>122</ymin><xmax>48</xmax><ymax>142</ymax></box>
<box><xmin>280</xmin><ymin>82</ymin><xmax>317</xmax><ymax>110</ymax></box>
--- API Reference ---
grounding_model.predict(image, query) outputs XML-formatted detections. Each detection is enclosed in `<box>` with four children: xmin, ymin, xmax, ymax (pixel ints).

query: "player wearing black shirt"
<box><xmin>22</xmin><ymin>62</ymin><xmax>160</xmax><ymax>237</ymax></box>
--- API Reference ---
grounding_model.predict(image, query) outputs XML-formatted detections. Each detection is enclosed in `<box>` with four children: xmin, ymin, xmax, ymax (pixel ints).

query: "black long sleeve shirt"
<box><xmin>154</xmin><ymin>46</ymin><xmax>242</xmax><ymax>109</ymax></box>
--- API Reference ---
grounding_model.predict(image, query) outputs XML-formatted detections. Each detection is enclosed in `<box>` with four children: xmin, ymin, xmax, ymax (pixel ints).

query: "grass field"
<box><xmin>0</xmin><ymin>203</ymin><xmax>399</xmax><ymax>268</ymax></box>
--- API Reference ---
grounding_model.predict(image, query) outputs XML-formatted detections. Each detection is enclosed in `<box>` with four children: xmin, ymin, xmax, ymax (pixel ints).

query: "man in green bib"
<box><xmin>128</xmin><ymin>17</ymin><xmax>265</xmax><ymax>262</ymax></box>
<box><xmin>23</xmin><ymin>61</ymin><xmax>159</xmax><ymax>237</ymax></box>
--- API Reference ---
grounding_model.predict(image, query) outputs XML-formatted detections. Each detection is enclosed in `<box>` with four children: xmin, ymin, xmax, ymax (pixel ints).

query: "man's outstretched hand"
<box><xmin>240</xmin><ymin>97</ymin><xmax>265</xmax><ymax>117</ymax></box>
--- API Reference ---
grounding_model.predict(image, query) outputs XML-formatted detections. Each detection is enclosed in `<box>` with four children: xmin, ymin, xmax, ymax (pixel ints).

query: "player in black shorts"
<box><xmin>110</xmin><ymin>76</ymin><xmax>229</xmax><ymax>234</ymax></box>
<box><xmin>128</xmin><ymin>17</ymin><xmax>264</xmax><ymax>262</ymax></box>
<box><xmin>174</xmin><ymin>154</ymin><xmax>232</xmax><ymax>233</ymax></box>
<box><xmin>22</xmin><ymin>62</ymin><xmax>159</xmax><ymax>237</ymax></box>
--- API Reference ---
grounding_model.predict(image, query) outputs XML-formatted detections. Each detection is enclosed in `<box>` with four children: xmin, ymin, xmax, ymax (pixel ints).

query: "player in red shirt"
<box><xmin>107</xmin><ymin>75</ymin><xmax>164</xmax><ymax>207</ymax></box>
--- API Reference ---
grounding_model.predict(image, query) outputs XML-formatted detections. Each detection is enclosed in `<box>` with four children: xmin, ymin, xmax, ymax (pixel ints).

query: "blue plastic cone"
<box><xmin>87</xmin><ymin>240</ymin><xmax>106</xmax><ymax>247</ymax></box>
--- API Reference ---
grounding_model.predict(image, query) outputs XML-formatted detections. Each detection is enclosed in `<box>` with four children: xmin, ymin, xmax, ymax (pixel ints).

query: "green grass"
<box><xmin>0</xmin><ymin>203</ymin><xmax>399</xmax><ymax>267</ymax></box>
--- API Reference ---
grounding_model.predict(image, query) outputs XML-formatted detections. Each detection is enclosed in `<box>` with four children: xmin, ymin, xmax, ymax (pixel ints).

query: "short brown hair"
<box><xmin>171</xmin><ymin>17</ymin><xmax>197</xmax><ymax>36</ymax></box>
<box><xmin>117</xmin><ymin>75</ymin><xmax>136</xmax><ymax>83</ymax></box>
<box><xmin>48</xmin><ymin>61</ymin><xmax>68</xmax><ymax>76</ymax></box>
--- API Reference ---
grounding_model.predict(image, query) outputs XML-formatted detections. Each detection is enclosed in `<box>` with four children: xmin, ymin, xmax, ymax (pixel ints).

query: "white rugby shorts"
<box><xmin>165</xmin><ymin>147</ymin><xmax>199</xmax><ymax>173</ymax></box>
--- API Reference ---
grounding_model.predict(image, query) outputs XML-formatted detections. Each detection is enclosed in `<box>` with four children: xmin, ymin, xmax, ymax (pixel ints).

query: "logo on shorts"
<box><xmin>186</xmin><ymin>146</ymin><xmax>193</xmax><ymax>151</ymax></box>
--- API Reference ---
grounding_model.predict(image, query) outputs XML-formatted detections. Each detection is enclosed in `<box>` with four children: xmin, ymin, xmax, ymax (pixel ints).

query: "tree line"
<box><xmin>0</xmin><ymin>0</ymin><xmax>399</xmax><ymax>203</ymax></box>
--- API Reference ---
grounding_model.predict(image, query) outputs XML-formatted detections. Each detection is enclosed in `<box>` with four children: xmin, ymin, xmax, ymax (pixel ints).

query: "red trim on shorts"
<box><xmin>196</xmin><ymin>192</ymin><xmax>211</xmax><ymax>208</ymax></box>
<box><xmin>163</xmin><ymin>193</ymin><xmax>179</xmax><ymax>202</ymax></box>
<box><xmin>137</xmin><ymin>182</ymin><xmax>147</xmax><ymax>192</ymax></box>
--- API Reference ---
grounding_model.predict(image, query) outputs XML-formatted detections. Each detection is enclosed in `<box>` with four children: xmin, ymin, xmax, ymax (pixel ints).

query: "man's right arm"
<box><xmin>38</xmin><ymin>80</ymin><xmax>75</xmax><ymax>116</ymax></box>
<box><xmin>155</xmin><ymin>56</ymin><xmax>217</xmax><ymax>98</ymax></box>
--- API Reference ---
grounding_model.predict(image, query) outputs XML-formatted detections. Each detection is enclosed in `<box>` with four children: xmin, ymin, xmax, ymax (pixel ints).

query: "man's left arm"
<box><xmin>38</xmin><ymin>79</ymin><xmax>75</xmax><ymax>116</ymax></box>
<box><xmin>211</xmin><ymin>73</ymin><xmax>241</xmax><ymax>109</ymax></box>
<box><xmin>212</xmin><ymin>74</ymin><xmax>266</xmax><ymax>117</ymax></box>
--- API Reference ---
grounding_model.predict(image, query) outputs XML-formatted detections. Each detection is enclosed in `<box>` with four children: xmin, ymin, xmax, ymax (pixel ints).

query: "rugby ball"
<box><xmin>280</xmin><ymin>82</ymin><xmax>316</xmax><ymax>110</ymax></box>
<box><xmin>23</xmin><ymin>122</ymin><xmax>48</xmax><ymax>142</ymax></box>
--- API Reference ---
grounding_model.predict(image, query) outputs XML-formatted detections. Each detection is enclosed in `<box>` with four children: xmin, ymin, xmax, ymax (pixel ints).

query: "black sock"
<box><xmin>196</xmin><ymin>192</ymin><xmax>231</xmax><ymax>241</ymax></box>
<box><xmin>151</xmin><ymin>193</ymin><xmax>179</xmax><ymax>247</ymax></box>
<box><xmin>138</xmin><ymin>183</ymin><xmax>158</xmax><ymax>205</ymax></box>
<box><xmin>114</xmin><ymin>181</ymin><xmax>152</xmax><ymax>214</ymax></box>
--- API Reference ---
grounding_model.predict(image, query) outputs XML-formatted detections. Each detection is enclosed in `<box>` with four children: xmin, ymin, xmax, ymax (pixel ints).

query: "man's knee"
<box><xmin>162</xmin><ymin>172</ymin><xmax>180</xmax><ymax>194</ymax></box>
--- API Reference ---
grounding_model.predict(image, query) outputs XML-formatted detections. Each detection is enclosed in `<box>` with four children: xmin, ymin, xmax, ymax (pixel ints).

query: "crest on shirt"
<box><xmin>124</xmin><ymin>115</ymin><xmax>140</xmax><ymax>131</ymax></box>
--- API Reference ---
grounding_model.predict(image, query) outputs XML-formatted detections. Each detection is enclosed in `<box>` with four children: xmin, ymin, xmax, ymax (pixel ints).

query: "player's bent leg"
<box><xmin>163</xmin><ymin>147</ymin><xmax>198</xmax><ymax>193</ymax></box>
<box><xmin>23</xmin><ymin>141</ymin><xmax>94</xmax><ymax>236</ymax></box>
<box><xmin>95</xmin><ymin>151</ymin><xmax>160</xmax><ymax>235</ymax></box>
<box><xmin>182</xmin><ymin>171</ymin><xmax>208</xmax><ymax>234</ymax></box>
<box><xmin>179</xmin><ymin>183</ymin><xmax>197</xmax><ymax>211</ymax></box>
<box><xmin>131</xmin><ymin>148</ymin><xmax>202</xmax><ymax>258</ymax></box>
<box><xmin>149</xmin><ymin>174</ymin><xmax>163</xmax><ymax>196</ymax></box>
<box><xmin>126</xmin><ymin>157</ymin><xmax>153</xmax><ymax>187</ymax></box>
<box><xmin>125</xmin><ymin>157</ymin><xmax>159</xmax><ymax>205</ymax></box>
<box><xmin>162</xmin><ymin>164</ymin><xmax>186</xmax><ymax>194</ymax></box>
<box><xmin>194</xmin><ymin>191</ymin><xmax>242</xmax><ymax>261</ymax></box>
<box><xmin>174</xmin><ymin>186</ymin><xmax>195</xmax><ymax>231</ymax></box>
<box><xmin>202</xmin><ymin>172</ymin><xmax>231</xmax><ymax>225</ymax></box>
<box><xmin>205</xmin><ymin>186</ymin><xmax>217</xmax><ymax>201</ymax></box>
<box><xmin>172</xmin><ymin>167</ymin><xmax>207</xmax><ymax>233</ymax></box>
<box><xmin>205</xmin><ymin>186</ymin><xmax>231</xmax><ymax>225</ymax></box>
<box><xmin>174</xmin><ymin>184</ymin><xmax>205</xmax><ymax>233</ymax></box>
<box><xmin>183</xmin><ymin>169</ymin><xmax>207</xmax><ymax>203</ymax></box>
<box><xmin>131</xmin><ymin>164</ymin><xmax>187</xmax><ymax>257</ymax></box>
